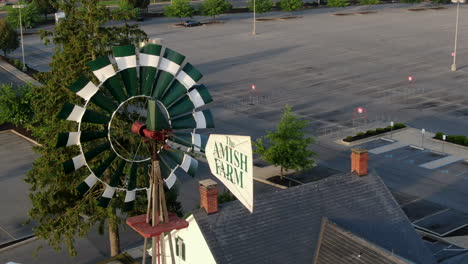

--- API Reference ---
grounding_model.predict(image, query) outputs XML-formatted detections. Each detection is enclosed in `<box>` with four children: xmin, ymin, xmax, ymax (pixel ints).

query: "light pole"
<box><xmin>252</xmin><ymin>0</ymin><xmax>256</xmax><ymax>35</ymax></box>
<box><xmin>442</xmin><ymin>134</ymin><xmax>446</xmax><ymax>152</ymax></box>
<box><xmin>390</xmin><ymin>121</ymin><xmax>394</xmax><ymax>139</ymax></box>
<box><xmin>421</xmin><ymin>128</ymin><xmax>425</xmax><ymax>149</ymax></box>
<box><xmin>451</xmin><ymin>0</ymin><xmax>465</xmax><ymax>72</ymax></box>
<box><xmin>12</xmin><ymin>4</ymin><xmax>27</xmax><ymax>72</ymax></box>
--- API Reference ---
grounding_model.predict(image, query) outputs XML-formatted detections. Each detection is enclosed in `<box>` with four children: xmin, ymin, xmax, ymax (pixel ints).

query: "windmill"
<box><xmin>57</xmin><ymin>42</ymin><xmax>214</xmax><ymax>263</ymax></box>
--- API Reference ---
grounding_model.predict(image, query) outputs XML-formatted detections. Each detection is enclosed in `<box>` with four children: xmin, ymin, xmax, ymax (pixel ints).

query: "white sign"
<box><xmin>55</xmin><ymin>12</ymin><xmax>65</xmax><ymax>23</ymax></box>
<box><xmin>205</xmin><ymin>134</ymin><xmax>253</xmax><ymax>212</ymax></box>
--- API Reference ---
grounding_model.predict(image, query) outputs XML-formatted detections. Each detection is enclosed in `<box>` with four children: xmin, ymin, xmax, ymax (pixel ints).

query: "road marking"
<box><xmin>420</xmin><ymin>156</ymin><xmax>463</xmax><ymax>169</ymax></box>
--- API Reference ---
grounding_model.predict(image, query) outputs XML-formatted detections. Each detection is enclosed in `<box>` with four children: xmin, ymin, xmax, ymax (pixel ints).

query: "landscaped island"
<box><xmin>343</xmin><ymin>123</ymin><xmax>406</xmax><ymax>142</ymax></box>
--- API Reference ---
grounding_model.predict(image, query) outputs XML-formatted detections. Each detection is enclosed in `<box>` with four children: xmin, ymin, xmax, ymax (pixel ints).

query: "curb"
<box><xmin>0</xmin><ymin>235</ymin><xmax>37</xmax><ymax>253</ymax></box>
<box><xmin>335</xmin><ymin>127</ymin><xmax>409</xmax><ymax>146</ymax></box>
<box><xmin>6</xmin><ymin>129</ymin><xmax>41</xmax><ymax>146</ymax></box>
<box><xmin>0</xmin><ymin>59</ymin><xmax>43</xmax><ymax>87</ymax></box>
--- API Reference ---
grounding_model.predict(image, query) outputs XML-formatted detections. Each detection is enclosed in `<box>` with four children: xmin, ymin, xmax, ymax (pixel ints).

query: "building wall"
<box><xmin>162</xmin><ymin>214</ymin><xmax>217</xmax><ymax>264</ymax></box>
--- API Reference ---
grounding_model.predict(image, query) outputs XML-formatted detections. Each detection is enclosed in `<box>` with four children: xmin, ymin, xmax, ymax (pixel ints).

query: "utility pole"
<box><xmin>451</xmin><ymin>0</ymin><xmax>465</xmax><ymax>71</ymax></box>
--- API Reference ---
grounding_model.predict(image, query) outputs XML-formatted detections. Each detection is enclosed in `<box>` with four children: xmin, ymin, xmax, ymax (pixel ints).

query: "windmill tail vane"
<box><xmin>56</xmin><ymin>43</ymin><xmax>214</xmax><ymax>263</ymax></box>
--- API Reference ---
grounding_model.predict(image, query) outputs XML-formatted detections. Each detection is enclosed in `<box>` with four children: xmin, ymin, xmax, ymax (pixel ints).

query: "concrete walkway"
<box><xmin>0</xmin><ymin>59</ymin><xmax>42</xmax><ymax>87</ymax></box>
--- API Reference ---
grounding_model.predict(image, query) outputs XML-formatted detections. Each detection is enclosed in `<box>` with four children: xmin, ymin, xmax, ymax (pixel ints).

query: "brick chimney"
<box><xmin>351</xmin><ymin>148</ymin><xmax>368</xmax><ymax>176</ymax></box>
<box><xmin>199</xmin><ymin>179</ymin><xmax>218</xmax><ymax>214</ymax></box>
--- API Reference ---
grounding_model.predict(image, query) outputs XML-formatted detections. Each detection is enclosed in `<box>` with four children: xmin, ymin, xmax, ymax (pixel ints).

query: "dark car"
<box><xmin>183</xmin><ymin>20</ymin><xmax>201</xmax><ymax>27</ymax></box>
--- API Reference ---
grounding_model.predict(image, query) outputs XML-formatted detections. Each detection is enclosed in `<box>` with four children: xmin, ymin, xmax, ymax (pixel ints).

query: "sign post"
<box><xmin>206</xmin><ymin>134</ymin><xmax>254</xmax><ymax>212</ymax></box>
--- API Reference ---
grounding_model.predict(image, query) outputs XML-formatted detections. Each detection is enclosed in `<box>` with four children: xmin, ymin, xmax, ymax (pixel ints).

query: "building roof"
<box><xmin>193</xmin><ymin>171</ymin><xmax>436</xmax><ymax>264</ymax></box>
<box><xmin>314</xmin><ymin>218</ymin><xmax>413</xmax><ymax>264</ymax></box>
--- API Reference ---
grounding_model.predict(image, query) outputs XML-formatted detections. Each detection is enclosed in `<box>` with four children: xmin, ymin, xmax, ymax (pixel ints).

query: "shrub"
<box><xmin>359</xmin><ymin>0</ymin><xmax>379</xmax><ymax>5</ymax></box>
<box><xmin>432</xmin><ymin>0</ymin><xmax>449</xmax><ymax>3</ymax></box>
<box><xmin>344</xmin><ymin>136</ymin><xmax>353</xmax><ymax>142</ymax></box>
<box><xmin>365</xmin><ymin>130</ymin><xmax>376</xmax><ymax>136</ymax></box>
<box><xmin>355</xmin><ymin>132</ymin><xmax>365</xmax><ymax>139</ymax></box>
<box><xmin>394</xmin><ymin>123</ymin><xmax>406</xmax><ymax>129</ymax></box>
<box><xmin>200</xmin><ymin>0</ymin><xmax>232</xmax><ymax>21</ymax></box>
<box><xmin>376</xmin><ymin>128</ymin><xmax>385</xmax><ymax>134</ymax></box>
<box><xmin>0</xmin><ymin>83</ymin><xmax>34</xmax><ymax>126</ymax></box>
<box><xmin>435</xmin><ymin>132</ymin><xmax>444</xmax><ymax>140</ymax></box>
<box><xmin>400</xmin><ymin>0</ymin><xmax>422</xmax><ymax>3</ymax></box>
<box><xmin>454</xmin><ymin>135</ymin><xmax>466</xmax><ymax>145</ymax></box>
<box><xmin>164</xmin><ymin>0</ymin><xmax>195</xmax><ymax>22</ymax></box>
<box><xmin>464</xmin><ymin>138</ymin><xmax>468</xmax><ymax>146</ymax></box>
<box><xmin>279</xmin><ymin>0</ymin><xmax>303</xmax><ymax>12</ymax></box>
<box><xmin>327</xmin><ymin>0</ymin><xmax>348</xmax><ymax>7</ymax></box>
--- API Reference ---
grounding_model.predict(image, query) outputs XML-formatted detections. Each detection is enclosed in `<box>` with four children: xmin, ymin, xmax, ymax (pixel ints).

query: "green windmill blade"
<box><xmin>76</xmin><ymin>153</ymin><xmax>117</xmax><ymax>196</ymax></box>
<box><xmin>88</xmin><ymin>56</ymin><xmax>128</xmax><ymax>103</ymax></box>
<box><xmin>152</xmin><ymin>48</ymin><xmax>185</xmax><ymax>99</ymax></box>
<box><xmin>139</xmin><ymin>43</ymin><xmax>162</xmax><ymax>96</ymax></box>
<box><xmin>63</xmin><ymin>142</ymin><xmax>111</xmax><ymax>174</ymax></box>
<box><xmin>68</xmin><ymin>76</ymin><xmax>117</xmax><ymax>113</ymax></box>
<box><xmin>160</xmin><ymin>149</ymin><xmax>198</xmax><ymax>177</ymax></box>
<box><xmin>147</xmin><ymin>99</ymin><xmax>170</xmax><ymax>131</ymax></box>
<box><xmin>113</xmin><ymin>45</ymin><xmax>138</xmax><ymax>97</ymax></box>
<box><xmin>123</xmin><ymin>162</ymin><xmax>138</xmax><ymax>212</ymax></box>
<box><xmin>160</xmin><ymin>63</ymin><xmax>203</xmax><ymax>107</ymax></box>
<box><xmin>57</xmin><ymin>103</ymin><xmax>110</xmax><ymax>124</ymax></box>
<box><xmin>56</xmin><ymin>130</ymin><xmax>108</xmax><ymax>148</ymax></box>
<box><xmin>166</xmin><ymin>85</ymin><xmax>213</xmax><ymax>118</ymax></box>
<box><xmin>159</xmin><ymin>154</ymin><xmax>181</xmax><ymax>189</ymax></box>
<box><xmin>98</xmin><ymin>159</ymin><xmax>126</xmax><ymax>208</ymax></box>
<box><xmin>168</xmin><ymin>132</ymin><xmax>208</xmax><ymax>153</ymax></box>
<box><xmin>171</xmin><ymin>110</ymin><xmax>214</xmax><ymax>130</ymax></box>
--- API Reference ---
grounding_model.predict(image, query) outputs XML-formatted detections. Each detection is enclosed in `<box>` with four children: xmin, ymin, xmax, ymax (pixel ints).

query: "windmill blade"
<box><xmin>88</xmin><ymin>56</ymin><xmax>128</xmax><ymax>103</ymax></box>
<box><xmin>63</xmin><ymin>142</ymin><xmax>110</xmax><ymax>174</ymax></box>
<box><xmin>68</xmin><ymin>76</ymin><xmax>118</xmax><ymax>113</ymax></box>
<box><xmin>171</xmin><ymin>110</ymin><xmax>214</xmax><ymax>130</ymax></box>
<box><xmin>168</xmin><ymin>132</ymin><xmax>208</xmax><ymax>152</ymax></box>
<box><xmin>56</xmin><ymin>130</ymin><xmax>108</xmax><ymax>148</ymax></box>
<box><xmin>98</xmin><ymin>159</ymin><xmax>126</xmax><ymax>208</ymax></box>
<box><xmin>123</xmin><ymin>162</ymin><xmax>138</xmax><ymax>212</ymax></box>
<box><xmin>159</xmin><ymin>155</ymin><xmax>181</xmax><ymax>189</ymax></box>
<box><xmin>76</xmin><ymin>153</ymin><xmax>117</xmax><ymax>196</ymax></box>
<box><xmin>160</xmin><ymin>63</ymin><xmax>203</xmax><ymax>106</ymax></box>
<box><xmin>160</xmin><ymin>149</ymin><xmax>198</xmax><ymax>177</ymax></box>
<box><xmin>139</xmin><ymin>43</ymin><xmax>162</xmax><ymax>96</ymax></box>
<box><xmin>147</xmin><ymin>99</ymin><xmax>170</xmax><ymax>131</ymax></box>
<box><xmin>152</xmin><ymin>48</ymin><xmax>185</xmax><ymax>99</ymax></box>
<box><xmin>113</xmin><ymin>45</ymin><xmax>138</xmax><ymax>97</ymax></box>
<box><xmin>58</xmin><ymin>103</ymin><xmax>110</xmax><ymax>124</ymax></box>
<box><xmin>166</xmin><ymin>85</ymin><xmax>213</xmax><ymax>118</ymax></box>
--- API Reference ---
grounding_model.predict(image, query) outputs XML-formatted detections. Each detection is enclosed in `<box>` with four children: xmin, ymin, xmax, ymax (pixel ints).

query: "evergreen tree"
<box><xmin>200</xmin><ymin>0</ymin><xmax>232</xmax><ymax>21</ymax></box>
<box><xmin>254</xmin><ymin>105</ymin><xmax>315</xmax><ymax>178</ymax></box>
<box><xmin>0</xmin><ymin>19</ymin><xmax>19</xmax><ymax>57</ymax></box>
<box><xmin>248</xmin><ymin>0</ymin><xmax>273</xmax><ymax>14</ymax></box>
<box><xmin>24</xmin><ymin>0</ymin><xmax>148</xmax><ymax>257</ymax></box>
<box><xmin>164</xmin><ymin>0</ymin><xmax>195</xmax><ymax>23</ymax></box>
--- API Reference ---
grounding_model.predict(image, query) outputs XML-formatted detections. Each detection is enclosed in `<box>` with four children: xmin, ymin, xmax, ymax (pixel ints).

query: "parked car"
<box><xmin>183</xmin><ymin>20</ymin><xmax>201</xmax><ymax>27</ymax></box>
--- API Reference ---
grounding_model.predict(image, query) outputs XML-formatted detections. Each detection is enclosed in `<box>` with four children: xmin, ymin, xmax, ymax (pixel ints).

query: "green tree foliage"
<box><xmin>0</xmin><ymin>19</ymin><xmax>19</xmax><ymax>56</ymax></box>
<box><xmin>327</xmin><ymin>0</ymin><xmax>348</xmax><ymax>7</ymax></box>
<box><xmin>0</xmin><ymin>83</ymin><xmax>34</xmax><ymax>126</ymax></box>
<box><xmin>254</xmin><ymin>105</ymin><xmax>315</xmax><ymax>178</ymax></box>
<box><xmin>33</xmin><ymin>0</ymin><xmax>57</xmax><ymax>20</ymax></box>
<box><xmin>359</xmin><ymin>0</ymin><xmax>379</xmax><ymax>5</ymax></box>
<box><xmin>200</xmin><ymin>0</ymin><xmax>232</xmax><ymax>21</ymax></box>
<box><xmin>164</xmin><ymin>0</ymin><xmax>195</xmax><ymax>22</ymax></box>
<box><xmin>6</xmin><ymin>2</ymin><xmax>41</xmax><ymax>29</ymax></box>
<box><xmin>24</xmin><ymin>0</ymin><xmax>147</xmax><ymax>257</ymax></box>
<box><xmin>128</xmin><ymin>0</ymin><xmax>150</xmax><ymax>9</ymax></box>
<box><xmin>113</xmin><ymin>0</ymin><xmax>138</xmax><ymax>20</ymax></box>
<box><xmin>279</xmin><ymin>0</ymin><xmax>303</xmax><ymax>12</ymax></box>
<box><xmin>400</xmin><ymin>0</ymin><xmax>421</xmax><ymax>3</ymax></box>
<box><xmin>248</xmin><ymin>0</ymin><xmax>273</xmax><ymax>14</ymax></box>
<box><xmin>218</xmin><ymin>189</ymin><xmax>237</xmax><ymax>204</ymax></box>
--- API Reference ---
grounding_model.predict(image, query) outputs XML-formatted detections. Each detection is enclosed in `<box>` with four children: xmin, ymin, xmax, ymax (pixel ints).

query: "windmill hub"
<box><xmin>131</xmin><ymin>120</ymin><xmax>172</xmax><ymax>142</ymax></box>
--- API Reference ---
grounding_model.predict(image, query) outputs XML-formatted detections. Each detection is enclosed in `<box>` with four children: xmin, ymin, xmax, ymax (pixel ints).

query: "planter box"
<box><xmin>430</xmin><ymin>137</ymin><xmax>468</xmax><ymax>150</ymax></box>
<box><xmin>336</xmin><ymin>126</ymin><xmax>409</xmax><ymax>146</ymax></box>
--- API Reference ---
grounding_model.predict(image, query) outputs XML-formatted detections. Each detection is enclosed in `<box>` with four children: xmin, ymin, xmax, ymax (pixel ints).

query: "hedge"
<box><xmin>343</xmin><ymin>123</ymin><xmax>406</xmax><ymax>142</ymax></box>
<box><xmin>434</xmin><ymin>132</ymin><xmax>468</xmax><ymax>147</ymax></box>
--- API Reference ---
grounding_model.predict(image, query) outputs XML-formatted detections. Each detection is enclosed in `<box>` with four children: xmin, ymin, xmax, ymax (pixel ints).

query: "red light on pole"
<box><xmin>408</xmin><ymin>76</ymin><xmax>413</xmax><ymax>82</ymax></box>
<box><xmin>357</xmin><ymin>107</ymin><xmax>363</xmax><ymax>114</ymax></box>
<box><xmin>251</xmin><ymin>84</ymin><xmax>256</xmax><ymax>90</ymax></box>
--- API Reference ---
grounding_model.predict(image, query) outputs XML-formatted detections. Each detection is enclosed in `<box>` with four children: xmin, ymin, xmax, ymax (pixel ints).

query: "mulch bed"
<box><xmin>267</xmin><ymin>175</ymin><xmax>302</xmax><ymax>187</ymax></box>
<box><xmin>356</xmin><ymin>11</ymin><xmax>378</xmax><ymax>15</ymax></box>
<box><xmin>407</xmin><ymin>8</ymin><xmax>428</xmax><ymax>11</ymax></box>
<box><xmin>332</xmin><ymin>13</ymin><xmax>355</xmax><ymax>16</ymax></box>
<box><xmin>428</xmin><ymin>6</ymin><xmax>447</xmax><ymax>10</ymax></box>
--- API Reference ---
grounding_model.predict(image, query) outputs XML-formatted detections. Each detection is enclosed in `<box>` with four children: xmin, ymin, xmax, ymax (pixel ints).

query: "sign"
<box><xmin>205</xmin><ymin>134</ymin><xmax>253</xmax><ymax>212</ymax></box>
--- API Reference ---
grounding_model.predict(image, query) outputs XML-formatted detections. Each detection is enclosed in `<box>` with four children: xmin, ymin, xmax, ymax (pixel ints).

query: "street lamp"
<box><xmin>390</xmin><ymin>121</ymin><xmax>394</xmax><ymax>139</ymax></box>
<box><xmin>12</xmin><ymin>4</ymin><xmax>27</xmax><ymax>72</ymax></box>
<box><xmin>421</xmin><ymin>128</ymin><xmax>425</xmax><ymax>148</ymax></box>
<box><xmin>451</xmin><ymin>0</ymin><xmax>465</xmax><ymax>72</ymax></box>
<box><xmin>442</xmin><ymin>134</ymin><xmax>446</xmax><ymax>152</ymax></box>
<box><xmin>252</xmin><ymin>0</ymin><xmax>256</xmax><ymax>35</ymax></box>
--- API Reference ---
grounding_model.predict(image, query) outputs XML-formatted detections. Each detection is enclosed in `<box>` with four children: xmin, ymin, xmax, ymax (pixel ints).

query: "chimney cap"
<box><xmin>351</xmin><ymin>148</ymin><xmax>368</xmax><ymax>154</ymax></box>
<box><xmin>199</xmin><ymin>179</ymin><xmax>217</xmax><ymax>188</ymax></box>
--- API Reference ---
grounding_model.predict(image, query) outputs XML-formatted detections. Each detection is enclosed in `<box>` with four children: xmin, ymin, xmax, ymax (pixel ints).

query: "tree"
<box><xmin>164</xmin><ymin>0</ymin><xmax>195</xmax><ymax>23</ymax></box>
<box><xmin>0</xmin><ymin>83</ymin><xmax>34</xmax><ymax>126</ymax></box>
<box><xmin>33</xmin><ymin>0</ymin><xmax>58</xmax><ymax>20</ymax></box>
<box><xmin>6</xmin><ymin>1</ymin><xmax>41</xmax><ymax>29</ymax></box>
<box><xmin>128</xmin><ymin>0</ymin><xmax>150</xmax><ymax>9</ymax></box>
<box><xmin>200</xmin><ymin>0</ymin><xmax>232</xmax><ymax>21</ymax></box>
<box><xmin>327</xmin><ymin>0</ymin><xmax>348</xmax><ymax>7</ymax></box>
<box><xmin>279</xmin><ymin>0</ymin><xmax>303</xmax><ymax>13</ymax></box>
<box><xmin>254</xmin><ymin>105</ymin><xmax>315</xmax><ymax>178</ymax></box>
<box><xmin>248</xmin><ymin>0</ymin><xmax>273</xmax><ymax>14</ymax></box>
<box><xmin>0</xmin><ymin>19</ymin><xmax>19</xmax><ymax>57</ymax></box>
<box><xmin>24</xmin><ymin>0</ymin><xmax>148</xmax><ymax>257</ymax></box>
<box><xmin>358</xmin><ymin>0</ymin><xmax>379</xmax><ymax>5</ymax></box>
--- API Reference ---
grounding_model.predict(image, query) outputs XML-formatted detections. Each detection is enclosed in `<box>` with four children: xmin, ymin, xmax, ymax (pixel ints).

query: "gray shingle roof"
<box><xmin>193</xmin><ymin>171</ymin><xmax>437</xmax><ymax>264</ymax></box>
<box><xmin>314</xmin><ymin>218</ymin><xmax>413</xmax><ymax>264</ymax></box>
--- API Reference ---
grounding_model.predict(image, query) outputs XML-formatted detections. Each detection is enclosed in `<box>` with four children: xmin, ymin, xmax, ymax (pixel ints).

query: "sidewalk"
<box><xmin>0</xmin><ymin>59</ymin><xmax>42</xmax><ymax>86</ymax></box>
<box><xmin>390</xmin><ymin>127</ymin><xmax>468</xmax><ymax>160</ymax></box>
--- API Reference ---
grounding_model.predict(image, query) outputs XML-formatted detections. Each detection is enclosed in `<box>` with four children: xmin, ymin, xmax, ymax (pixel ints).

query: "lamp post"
<box><xmin>442</xmin><ymin>134</ymin><xmax>446</xmax><ymax>153</ymax></box>
<box><xmin>390</xmin><ymin>121</ymin><xmax>394</xmax><ymax>139</ymax></box>
<box><xmin>252</xmin><ymin>0</ymin><xmax>256</xmax><ymax>35</ymax></box>
<box><xmin>451</xmin><ymin>0</ymin><xmax>465</xmax><ymax>72</ymax></box>
<box><xmin>12</xmin><ymin>4</ymin><xmax>27</xmax><ymax>72</ymax></box>
<box><xmin>421</xmin><ymin>128</ymin><xmax>425</xmax><ymax>149</ymax></box>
